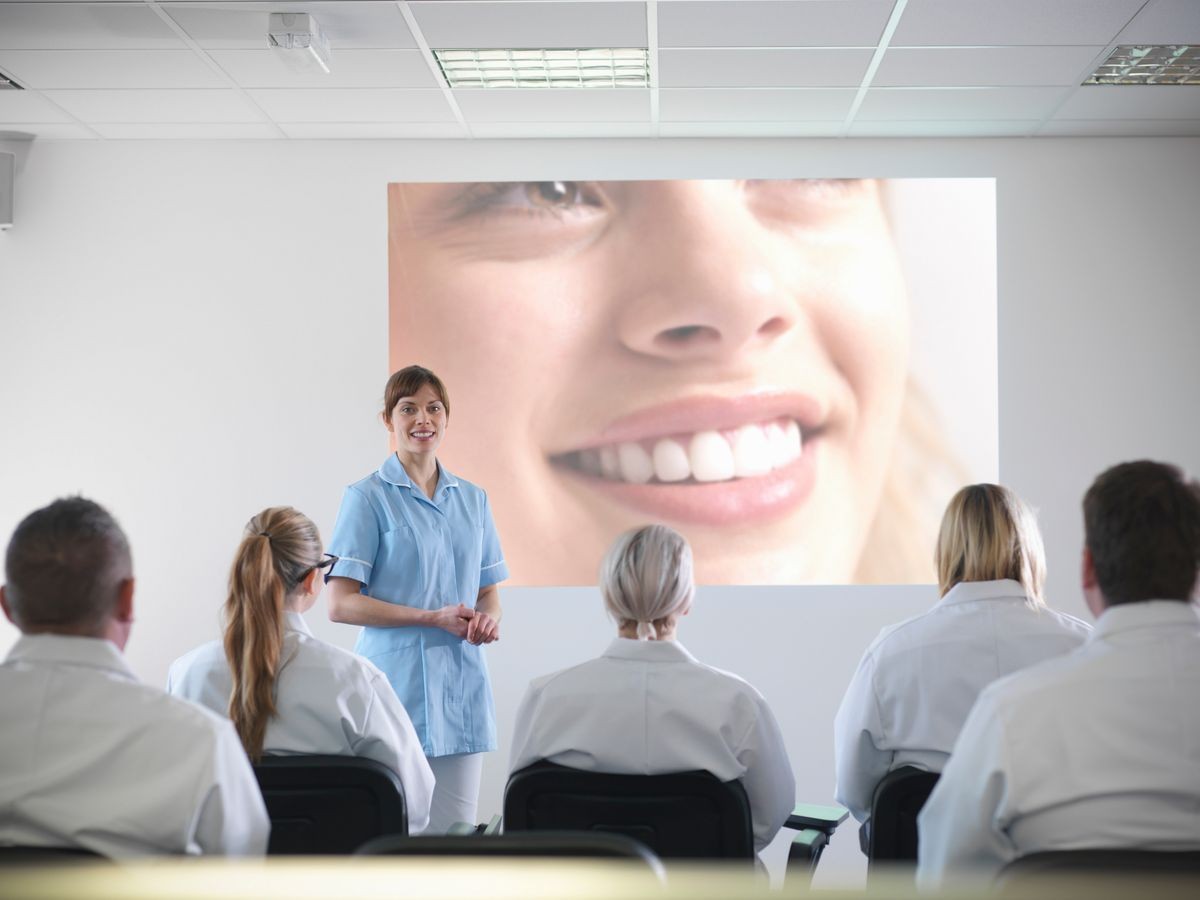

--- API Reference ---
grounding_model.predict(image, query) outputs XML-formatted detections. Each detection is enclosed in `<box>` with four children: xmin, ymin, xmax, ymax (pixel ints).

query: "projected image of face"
<box><xmin>388</xmin><ymin>179</ymin><xmax>960</xmax><ymax>586</ymax></box>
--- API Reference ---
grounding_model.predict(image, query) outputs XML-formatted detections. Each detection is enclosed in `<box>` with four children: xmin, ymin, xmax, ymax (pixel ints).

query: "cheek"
<box><xmin>389</xmin><ymin>246</ymin><xmax>601</xmax><ymax>436</ymax></box>
<box><xmin>803</xmin><ymin>232</ymin><xmax>911</xmax><ymax>420</ymax></box>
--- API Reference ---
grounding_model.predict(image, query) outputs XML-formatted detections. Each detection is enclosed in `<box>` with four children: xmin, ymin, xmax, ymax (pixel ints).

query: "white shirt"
<box><xmin>0</xmin><ymin>634</ymin><xmax>268</xmax><ymax>857</ymax></box>
<box><xmin>833</xmin><ymin>580</ymin><xmax>1091</xmax><ymax>824</ymax></box>
<box><xmin>167</xmin><ymin>611</ymin><xmax>434</xmax><ymax>834</ymax></box>
<box><xmin>509</xmin><ymin>638</ymin><xmax>796</xmax><ymax>852</ymax></box>
<box><xmin>917</xmin><ymin>600</ymin><xmax>1200</xmax><ymax>887</ymax></box>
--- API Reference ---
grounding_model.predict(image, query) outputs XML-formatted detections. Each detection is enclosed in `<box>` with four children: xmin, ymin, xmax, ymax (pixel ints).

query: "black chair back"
<box><xmin>356</xmin><ymin>830</ymin><xmax>665</xmax><ymax>875</ymax></box>
<box><xmin>0</xmin><ymin>846</ymin><xmax>106</xmax><ymax>864</ymax></box>
<box><xmin>868</xmin><ymin>766</ymin><xmax>940</xmax><ymax>862</ymax></box>
<box><xmin>504</xmin><ymin>761</ymin><xmax>753</xmax><ymax>860</ymax></box>
<box><xmin>253</xmin><ymin>754</ymin><xmax>407</xmax><ymax>855</ymax></box>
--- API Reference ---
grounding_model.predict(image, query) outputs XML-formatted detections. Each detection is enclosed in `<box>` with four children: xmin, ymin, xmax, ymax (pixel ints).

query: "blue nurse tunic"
<box><xmin>327</xmin><ymin>454</ymin><xmax>508</xmax><ymax>757</ymax></box>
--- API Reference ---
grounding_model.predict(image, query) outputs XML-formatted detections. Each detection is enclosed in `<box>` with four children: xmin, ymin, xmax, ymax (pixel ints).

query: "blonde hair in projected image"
<box><xmin>934</xmin><ymin>483</ymin><xmax>1047</xmax><ymax>605</ymax></box>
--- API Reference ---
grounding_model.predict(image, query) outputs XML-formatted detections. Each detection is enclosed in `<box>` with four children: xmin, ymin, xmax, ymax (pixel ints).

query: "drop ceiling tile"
<box><xmin>1053</xmin><ymin>85</ymin><xmax>1200</xmax><ymax>119</ymax></box>
<box><xmin>277</xmin><ymin>121</ymin><xmax>468</xmax><ymax>138</ymax></box>
<box><xmin>659</xmin><ymin>48</ymin><xmax>873</xmax><ymax>88</ymax></box>
<box><xmin>246</xmin><ymin>88</ymin><xmax>456</xmax><ymax>122</ymax></box>
<box><xmin>454</xmin><ymin>88</ymin><xmax>649</xmax><ymax>123</ymax></box>
<box><xmin>659</xmin><ymin>88</ymin><xmax>856</xmax><ymax>121</ymax></box>
<box><xmin>89</xmin><ymin>122</ymin><xmax>284</xmax><ymax>139</ymax></box>
<box><xmin>469</xmin><ymin>122</ymin><xmax>656</xmax><ymax>138</ymax></box>
<box><xmin>0</xmin><ymin>50</ymin><xmax>226</xmax><ymax>90</ymax></box>
<box><xmin>209</xmin><ymin>49</ymin><xmax>437</xmax><ymax>89</ymax></box>
<box><xmin>43</xmin><ymin>89</ymin><xmax>266</xmax><ymax>123</ymax></box>
<box><xmin>0</xmin><ymin>122</ymin><xmax>97</xmax><ymax>139</ymax></box>
<box><xmin>855</xmin><ymin>86</ymin><xmax>1070</xmax><ymax>120</ymax></box>
<box><xmin>1116</xmin><ymin>0</ymin><xmax>1200</xmax><ymax>44</ymax></box>
<box><xmin>162</xmin><ymin>2</ymin><xmax>417</xmax><ymax>50</ymax></box>
<box><xmin>1038</xmin><ymin>117</ymin><xmax>1200</xmax><ymax>136</ymax></box>
<box><xmin>891</xmin><ymin>0</ymin><xmax>1147</xmax><ymax>47</ymax></box>
<box><xmin>0</xmin><ymin>90</ymin><xmax>76</xmax><ymax>123</ymax></box>
<box><xmin>659</xmin><ymin>1</ymin><xmax>894</xmax><ymax>48</ymax></box>
<box><xmin>874</xmin><ymin>46</ymin><xmax>1109</xmax><ymax>88</ymax></box>
<box><xmin>658</xmin><ymin>120</ymin><xmax>844</xmax><ymax>137</ymax></box>
<box><xmin>410</xmin><ymin>2</ymin><xmax>646</xmax><ymax>49</ymax></box>
<box><xmin>847</xmin><ymin>118</ymin><xmax>1039</xmax><ymax>136</ymax></box>
<box><xmin>0</xmin><ymin>3</ymin><xmax>186</xmax><ymax>50</ymax></box>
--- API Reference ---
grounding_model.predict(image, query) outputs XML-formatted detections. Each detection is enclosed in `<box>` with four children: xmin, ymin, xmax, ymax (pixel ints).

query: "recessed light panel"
<box><xmin>434</xmin><ymin>48</ymin><xmax>649</xmax><ymax>89</ymax></box>
<box><xmin>1085</xmin><ymin>45</ymin><xmax>1200</xmax><ymax>85</ymax></box>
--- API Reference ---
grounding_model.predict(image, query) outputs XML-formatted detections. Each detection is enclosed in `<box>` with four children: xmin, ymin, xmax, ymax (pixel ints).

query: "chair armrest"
<box><xmin>445</xmin><ymin>821</ymin><xmax>478</xmax><ymax>836</ymax></box>
<box><xmin>787</xmin><ymin>829</ymin><xmax>831</xmax><ymax>875</ymax></box>
<box><xmin>786</xmin><ymin>803</ymin><xmax>849</xmax><ymax>835</ymax></box>
<box><xmin>483</xmin><ymin>814</ymin><xmax>502</xmax><ymax>836</ymax></box>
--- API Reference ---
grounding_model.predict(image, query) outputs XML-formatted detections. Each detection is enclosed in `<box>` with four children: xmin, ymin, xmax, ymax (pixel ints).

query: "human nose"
<box><xmin>614</xmin><ymin>184</ymin><xmax>797</xmax><ymax>365</ymax></box>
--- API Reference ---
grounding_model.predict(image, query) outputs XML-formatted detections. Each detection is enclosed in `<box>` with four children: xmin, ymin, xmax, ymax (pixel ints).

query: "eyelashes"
<box><xmin>452</xmin><ymin>181</ymin><xmax>608</xmax><ymax>221</ymax></box>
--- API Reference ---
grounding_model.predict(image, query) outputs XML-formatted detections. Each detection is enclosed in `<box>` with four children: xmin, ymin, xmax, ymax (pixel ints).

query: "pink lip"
<box><xmin>581</xmin><ymin>392</ymin><xmax>824</xmax><ymax>449</ymax></box>
<box><xmin>550</xmin><ymin>392</ymin><xmax>826</xmax><ymax>527</ymax></box>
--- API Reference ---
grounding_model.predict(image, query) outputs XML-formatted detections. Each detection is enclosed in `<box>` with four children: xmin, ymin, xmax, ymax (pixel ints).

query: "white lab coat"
<box><xmin>509</xmin><ymin>638</ymin><xmax>795</xmax><ymax>852</ymax></box>
<box><xmin>167</xmin><ymin>610</ymin><xmax>435</xmax><ymax>834</ymax></box>
<box><xmin>833</xmin><ymin>580</ymin><xmax>1090</xmax><ymax>824</ymax></box>
<box><xmin>917</xmin><ymin>600</ymin><xmax>1200</xmax><ymax>887</ymax></box>
<box><xmin>0</xmin><ymin>634</ymin><xmax>268</xmax><ymax>857</ymax></box>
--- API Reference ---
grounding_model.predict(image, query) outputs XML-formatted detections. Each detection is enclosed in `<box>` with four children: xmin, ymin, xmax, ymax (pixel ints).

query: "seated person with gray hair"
<box><xmin>0</xmin><ymin>497</ymin><xmax>269</xmax><ymax>857</ymax></box>
<box><xmin>509</xmin><ymin>523</ymin><xmax>795</xmax><ymax>853</ymax></box>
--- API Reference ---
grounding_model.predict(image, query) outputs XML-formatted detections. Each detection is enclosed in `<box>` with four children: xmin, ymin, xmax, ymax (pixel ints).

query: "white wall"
<box><xmin>1</xmin><ymin>136</ymin><xmax>1197</xmax><ymax>885</ymax></box>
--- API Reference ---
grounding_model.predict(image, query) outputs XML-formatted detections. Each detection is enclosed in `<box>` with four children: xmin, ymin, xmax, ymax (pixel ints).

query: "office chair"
<box><xmin>867</xmin><ymin>766</ymin><xmax>941</xmax><ymax>864</ymax></box>
<box><xmin>0</xmin><ymin>846</ymin><xmax>106</xmax><ymax>864</ymax></box>
<box><xmin>252</xmin><ymin>754</ymin><xmax>407</xmax><ymax>855</ymax></box>
<box><xmin>355</xmin><ymin>829</ymin><xmax>666</xmax><ymax>878</ymax></box>
<box><xmin>503</xmin><ymin>761</ymin><xmax>845</xmax><ymax>881</ymax></box>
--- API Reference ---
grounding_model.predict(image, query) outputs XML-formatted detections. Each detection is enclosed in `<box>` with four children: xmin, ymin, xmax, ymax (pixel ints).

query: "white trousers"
<box><xmin>424</xmin><ymin>752</ymin><xmax>484</xmax><ymax>834</ymax></box>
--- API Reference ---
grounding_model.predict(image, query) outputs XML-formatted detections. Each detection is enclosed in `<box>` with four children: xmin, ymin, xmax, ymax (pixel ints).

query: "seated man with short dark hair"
<box><xmin>917</xmin><ymin>460</ymin><xmax>1200</xmax><ymax>886</ymax></box>
<box><xmin>0</xmin><ymin>497</ymin><xmax>269</xmax><ymax>857</ymax></box>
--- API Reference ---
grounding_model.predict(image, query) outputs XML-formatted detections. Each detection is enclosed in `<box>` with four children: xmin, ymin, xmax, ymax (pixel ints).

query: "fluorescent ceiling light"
<box><xmin>1084</xmin><ymin>45</ymin><xmax>1200</xmax><ymax>85</ymax></box>
<box><xmin>0</xmin><ymin>72</ymin><xmax>24</xmax><ymax>90</ymax></box>
<box><xmin>433</xmin><ymin>48</ymin><xmax>649</xmax><ymax>89</ymax></box>
<box><xmin>268</xmin><ymin>12</ymin><xmax>332</xmax><ymax>75</ymax></box>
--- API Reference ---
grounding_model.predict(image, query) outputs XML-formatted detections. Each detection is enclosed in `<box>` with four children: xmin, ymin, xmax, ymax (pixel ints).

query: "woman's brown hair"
<box><xmin>382</xmin><ymin>364</ymin><xmax>450</xmax><ymax>420</ymax></box>
<box><xmin>223</xmin><ymin>506</ymin><xmax>322</xmax><ymax>761</ymax></box>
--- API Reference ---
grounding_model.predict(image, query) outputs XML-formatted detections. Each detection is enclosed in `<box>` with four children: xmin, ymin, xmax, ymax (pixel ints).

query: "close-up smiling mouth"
<box><xmin>549</xmin><ymin>393</ymin><xmax>828</xmax><ymax>526</ymax></box>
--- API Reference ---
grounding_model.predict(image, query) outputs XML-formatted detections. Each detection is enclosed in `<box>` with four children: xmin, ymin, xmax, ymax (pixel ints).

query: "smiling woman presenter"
<box><xmin>326</xmin><ymin>365</ymin><xmax>507</xmax><ymax>833</ymax></box>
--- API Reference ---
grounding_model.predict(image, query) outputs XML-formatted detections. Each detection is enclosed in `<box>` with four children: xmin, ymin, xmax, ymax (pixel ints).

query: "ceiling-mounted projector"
<box><xmin>268</xmin><ymin>12</ymin><xmax>332</xmax><ymax>74</ymax></box>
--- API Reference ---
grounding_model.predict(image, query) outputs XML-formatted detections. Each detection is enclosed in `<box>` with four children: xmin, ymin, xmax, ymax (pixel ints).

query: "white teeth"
<box><xmin>578</xmin><ymin>419</ymin><xmax>806</xmax><ymax>485</ymax></box>
<box><xmin>652</xmin><ymin>438</ymin><xmax>691</xmax><ymax>482</ymax></box>
<box><xmin>599</xmin><ymin>446</ymin><xmax>620</xmax><ymax>479</ymax></box>
<box><xmin>689</xmin><ymin>430</ymin><xmax>735</xmax><ymax>483</ymax></box>
<box><xmin>617</xmin><ymin>442</ymin><xmax>655</xmax><ymax>484</ymax></box>
<box><xmin>731</xmin><ymin>425</ymin><xmax>773</xmax><ymax>478</ymax></box>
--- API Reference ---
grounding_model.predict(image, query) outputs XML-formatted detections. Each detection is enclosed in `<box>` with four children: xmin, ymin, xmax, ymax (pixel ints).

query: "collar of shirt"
<box><xmin>934</xmin><ymin>578</ymin><xmax>1029</xmax><ymax>608</ymax></box>
<box><xmin>378</xmin><ymin>454</ymin><xmax>460</xmax><ymax>499</ymax></box>
<box><xmin>283</xmin><ymin>610</ymin><xmax>314</xmax><ymax>638</ymax></box>
<box><xmin>601</xmin><ymin>637</ymin><xmax>698</xmax><ymax>664</ymax></box>
<box><xmin>1092</xmin><ymin>599</ymin><xmax>1199</xmax><ymax>642</ymax></box>
<box><xmin>3</xmin><ymin>633</ymin><xmax>137</xmax><ymax>681</ymax></box>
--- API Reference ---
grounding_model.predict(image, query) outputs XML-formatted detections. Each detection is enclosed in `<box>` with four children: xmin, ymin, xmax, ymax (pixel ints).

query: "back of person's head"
<box><xmin>2</xmin><ymin>497</ymin><xmax>131</xmax><ymax>637</ymax></box>
<box><xmin>600</xmin><ymin>524</ymin><xmax>693</xmax><ymax>640</ymax></box>
<box><xmin>1083</xmin><ymin>460</ymin><xmax>1200</xmax><ymax>607</ymax></box>
<box><xmin>935</xmin><ymin>483</ymin><xmax>1047</xmax><ymax>605</ymax></box>
<box><xmin>224</xmin><ymin>506</ymin><xmax>323</xmax><ymax>760</ymax></box>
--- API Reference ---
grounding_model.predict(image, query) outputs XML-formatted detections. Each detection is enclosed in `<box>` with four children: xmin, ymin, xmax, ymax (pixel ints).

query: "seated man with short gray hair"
<box><xmin>0</xmin><ymin>497</ymin><xmax>269</xmax><ymax>857</ymax></box>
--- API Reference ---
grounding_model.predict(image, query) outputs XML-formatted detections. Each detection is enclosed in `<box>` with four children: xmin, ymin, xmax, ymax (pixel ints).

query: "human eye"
<box><xmin>453</xmin><ymin>181</ymin><xmax>608</xmax><ymax>222</ymax></box>
<box><xmin>400</xmin><ymin>404</ymin><xmax>417</xmax><ymax>415</ymax></box>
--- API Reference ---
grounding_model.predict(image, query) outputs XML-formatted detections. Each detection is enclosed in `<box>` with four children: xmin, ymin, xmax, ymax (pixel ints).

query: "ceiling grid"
<box><xmin>0</xmin><ymin>0</ymin><xmax>1195</xmax><ymax>140</ymax></box>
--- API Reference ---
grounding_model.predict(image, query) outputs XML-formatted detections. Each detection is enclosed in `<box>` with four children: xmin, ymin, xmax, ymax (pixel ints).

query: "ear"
<box><xmin>1081</xmin><ymin>545</ymin><xmax>1097</xmax><ymax>590</ymax></box>
<box><xmin>381</xmin><ymin>410</ymin><xmax>395</xmax><ymax>434</ymax></box>
<box><xmin>114</xmin><ymin>577</ymin><xmax>135</xmax><ymax>625</ymax></box>
<box><xmin>302</xmin><ymin>567</ymin><xmax>321</xmax><ymax>595</ymax></box>
<box><xmin>0</xmin><ymin>585</ymin><xmax>15</xmax><ymax>626</ymax></box>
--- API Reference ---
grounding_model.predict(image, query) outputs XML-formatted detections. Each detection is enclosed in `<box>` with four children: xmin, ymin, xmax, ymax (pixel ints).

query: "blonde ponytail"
<box><xmin>223</xmin><ymin>507</ymin><xmax>322</xmax><ymax>761</ymax></box>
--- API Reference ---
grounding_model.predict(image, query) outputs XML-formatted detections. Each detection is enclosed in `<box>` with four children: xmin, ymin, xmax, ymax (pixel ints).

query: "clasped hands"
<box><xmin>431</xmin><ymin>603</ymin><xmax>499</xmax><ymax>645</ymax></box>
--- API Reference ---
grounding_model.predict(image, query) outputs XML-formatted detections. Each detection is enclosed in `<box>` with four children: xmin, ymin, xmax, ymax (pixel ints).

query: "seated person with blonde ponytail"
<box><xmin>509</xmin><ymin>524</ymin><xmax>796</xmax><ymax>853</ymax></box>
<box><xmin>168</xmin><ymin>507</ymin><xmax>434</xmax><ymax>832</ymax></box>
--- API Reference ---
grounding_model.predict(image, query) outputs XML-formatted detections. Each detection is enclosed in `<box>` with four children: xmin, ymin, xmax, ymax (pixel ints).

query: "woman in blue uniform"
<box><xmin>326</xmin><ymin>365</ymin><xmax>507</xmax><ymax>833</ymax></box>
